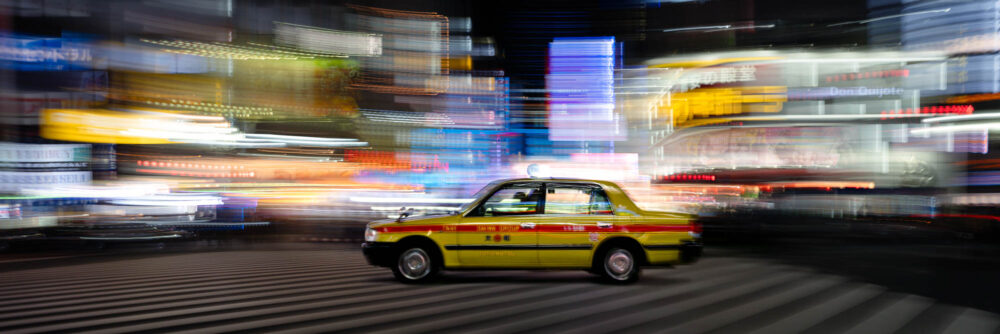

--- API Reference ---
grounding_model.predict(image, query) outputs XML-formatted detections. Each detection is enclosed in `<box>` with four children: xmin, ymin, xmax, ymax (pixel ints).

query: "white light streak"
<box><xmin>662</xmin><ymin>25</ymin><xmax>732</xmax><ymax>33</ymax></box>
<box><xmin>828</xmin><ymin>8</ymin><xmax>951</xmax><ymax>27</ymax></box>
<box><xmin>922</xmin><ymin>112</ymin><xmax>1000</xmax><ymax>123</ymax></box>
<box><xmin>910</xmin><ymin>122</ymin><xmax>1000</xmax><ymax>134</ymax></box>
<box><xmin>349</xmin><ymin>197</ymin><xmax>473</xmax><ymax>204</ymax></box>
<box><xmin>243</xmin><ymin>134</ymin><xmax>360</xmax><ymax>142</ymax></box>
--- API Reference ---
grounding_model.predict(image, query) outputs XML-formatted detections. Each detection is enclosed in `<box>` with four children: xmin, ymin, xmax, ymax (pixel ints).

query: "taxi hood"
<box><xmin>368</xmin><ymin>214</ymin><xmax>456</xmax><ymax>229</ymax></box>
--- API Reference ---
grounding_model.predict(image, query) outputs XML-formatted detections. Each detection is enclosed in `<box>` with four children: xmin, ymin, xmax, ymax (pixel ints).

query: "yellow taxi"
<box><xmin>361</xmin><ymin>178</ymin><xmax>703</xmax><ymax>283</ymax></box>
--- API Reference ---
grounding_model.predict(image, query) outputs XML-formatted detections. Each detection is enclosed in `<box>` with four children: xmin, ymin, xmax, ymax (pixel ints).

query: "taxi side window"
<box><xmin>470</xmin><ymin>184</ymin><xmax>542</xmax><ymax>217</ymax></box>
<box><xmin>590</xmin><ymin>190</ymin><xmax>613</xmax><ymax>214</ymax></box>
<box><xmin>544</xmin><ymin>185</ymin><xmax>613</xmax><ymax>215</ymax></box>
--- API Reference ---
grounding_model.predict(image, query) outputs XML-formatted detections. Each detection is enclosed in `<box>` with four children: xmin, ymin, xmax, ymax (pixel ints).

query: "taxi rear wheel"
<box><xmin>597</xmin><ymin>246</ymin><xmax>640</xmax><ymax>283</ymax></box>
<box><xmin>392</xmin><ymin>246</ymin><xmax>439</xmax><ymax>283</ymax></box>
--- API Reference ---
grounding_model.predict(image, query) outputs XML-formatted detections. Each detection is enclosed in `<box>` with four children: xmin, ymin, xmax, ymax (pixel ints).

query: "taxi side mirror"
<box><xmin>396</xmin><ymin>207</ymin><xmax>415</xmax><ymax>222</ymax></box>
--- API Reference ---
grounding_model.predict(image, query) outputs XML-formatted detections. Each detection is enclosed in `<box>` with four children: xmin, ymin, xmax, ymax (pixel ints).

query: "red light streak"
<box><xmin>880</xmin><ymin>105</ymin><xmax>974</xmax><ymax>120</ymax></box>
<box><xmin>664</xmin><ymin>174</ymin><xmax>717</xmax><ymax>182</ymax></box>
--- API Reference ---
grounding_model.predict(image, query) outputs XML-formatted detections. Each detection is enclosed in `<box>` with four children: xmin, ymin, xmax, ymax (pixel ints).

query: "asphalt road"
<box><xmin>1</xmin><ymin>243</ymin><xmax>999</xmax><ymax>334</ymax></box>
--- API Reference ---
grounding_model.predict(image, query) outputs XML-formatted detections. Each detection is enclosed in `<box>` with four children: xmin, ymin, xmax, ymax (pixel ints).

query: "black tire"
<box><xmin>391</xmin><ymin>245</ymin><xmax>440</xmax><ymax>283</ymax></box>
<box><xmin>595</xmin><ymin>246</ymin><xmax>641</xmax><ymax>283</ymax></box>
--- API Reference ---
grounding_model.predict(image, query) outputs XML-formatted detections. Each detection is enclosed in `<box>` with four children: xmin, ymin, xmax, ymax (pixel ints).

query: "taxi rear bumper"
<box><xmin>361</xmin><ymin>242</ymin><xmax>396</xmax><ymax>267</ymax></box>
<box><xmin>679</xmin><ymin>240</ymin><xmax>703</xmax><ymax>264</ymax></box>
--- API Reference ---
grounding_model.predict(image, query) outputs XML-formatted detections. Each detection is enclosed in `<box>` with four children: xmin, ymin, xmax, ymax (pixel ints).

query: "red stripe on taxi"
<box><xmin>532</xmin><ymin>225</ymin><xmax>690</xmax><ymax>233</ymax></box>
<box><xmin>377</xmin><ymin>224</ymin><xmax>691</xmax><ymax>233</ymax></box>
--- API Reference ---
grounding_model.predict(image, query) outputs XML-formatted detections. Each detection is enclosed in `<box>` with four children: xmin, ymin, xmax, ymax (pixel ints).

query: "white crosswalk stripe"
<box><xmin>0</xmin><ymin>246</ymin><xmax>996</xmax><ymax>334</ymax></box>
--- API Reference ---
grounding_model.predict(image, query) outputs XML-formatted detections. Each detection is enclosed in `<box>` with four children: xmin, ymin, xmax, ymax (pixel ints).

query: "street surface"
<box><xmin>1</xmin><ymin>243</ymin><xmax>999</xmax><ymax>333</ymax></box>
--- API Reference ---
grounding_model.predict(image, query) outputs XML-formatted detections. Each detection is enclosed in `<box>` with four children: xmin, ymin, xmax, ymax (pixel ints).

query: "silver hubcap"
<box><xmin>398</xmin><ymin>248</ymin><xmax>431</xmax><ymax>280</ymax></box>
<box><xmin>605</xmin><ymin>249</ymin><xmax>634</xmax><ymax>280</ymax></box>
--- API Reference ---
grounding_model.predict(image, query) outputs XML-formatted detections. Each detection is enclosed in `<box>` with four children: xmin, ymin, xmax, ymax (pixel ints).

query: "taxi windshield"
<box><xmin>459</xmin><ymin>181</ymin><xmax>502</xmax><ymax>212</ymax></box>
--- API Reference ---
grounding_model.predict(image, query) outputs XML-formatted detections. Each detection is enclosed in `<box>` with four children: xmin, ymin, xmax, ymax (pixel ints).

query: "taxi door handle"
<box><xmin>520</xmin><ymin>223</ymin><xmax>536</xmax><ymax>229</ymax></box>
<box><xmin>597</xmin><ymin>222</ymin><xmax>613</xmax><ymax>229</ymax></box>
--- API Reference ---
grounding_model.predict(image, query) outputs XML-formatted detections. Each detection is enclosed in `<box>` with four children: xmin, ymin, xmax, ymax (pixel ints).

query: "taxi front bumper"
<box><xmin>361</xmin><ymin>242</ymin><xmax>396</xmax><ymax>267</ymax></box>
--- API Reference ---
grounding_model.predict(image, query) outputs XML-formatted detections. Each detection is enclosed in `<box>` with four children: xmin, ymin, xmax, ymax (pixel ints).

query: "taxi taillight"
<box><xmin>690</xmin><ymin>221</ymin><xmax>703</xmax><ymax>235</ymax></box>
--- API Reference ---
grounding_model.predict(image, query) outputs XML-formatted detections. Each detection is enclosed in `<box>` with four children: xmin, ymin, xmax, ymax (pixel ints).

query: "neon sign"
<box><xmin>674</xmin><ymin>65</ymin><xmax>757</xmax><ymax>91</ymax></box>
<box><xmin>825</xmin><ymin>69</ymin><xmax>909</xmax><ymax>82</ymax></box>
<box><xmin>547</xmin><ymin>37</ymin><xmax>622</xmax><ymax>141</ymax></box>
<box><xmin>0</xmin><ymin>34</ymin><xmax>92</xmax><ymax>71</ymax></box>
<box><xmin>787</xmin><ymin>87</ymin><xmax>903</xmax><ymax>100</ymax></box>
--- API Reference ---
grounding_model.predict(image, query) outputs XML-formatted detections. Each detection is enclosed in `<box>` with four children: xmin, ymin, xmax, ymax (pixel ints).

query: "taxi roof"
<box><xmin>492</xmin><ymin>177</ymin><xmax>622</xmax><ymax>186</ymax></box>
<box><xmin>465</xmin><ymin>177</ymin><xmax>643</xmax><ymax>216</ymax></box>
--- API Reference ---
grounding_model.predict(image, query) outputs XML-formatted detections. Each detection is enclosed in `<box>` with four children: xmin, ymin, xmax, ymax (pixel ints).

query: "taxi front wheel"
<box><xmin>597</xmin><ymin>246</ymin><xmax>641</xmax><ymax>283</ymax></box>
<box><xmin>392</xmin><ymin>246</ymin><xmax>439</xmax><ymax>283</ymax></box>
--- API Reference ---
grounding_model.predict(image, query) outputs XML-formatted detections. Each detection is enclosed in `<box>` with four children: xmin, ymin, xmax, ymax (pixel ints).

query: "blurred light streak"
<box><xmin>923</xmin><ymin>112</ymin><xmax>1000</xmax><ymax>123</ymax></box>
<box><xmin>78</xmin><ymin>235</ymin><xmax>184</xmax><ymax>240</ymax></box>
<box><xmin>108</xmin><ymin>196</ymin><xmax>224</xmax><ymax>206</ymax></box>
<box><xmin>243</xmin><ymin>134</ymin><xmax>361</xmax><ymax>142</ymax></box>
<box><xmin>235</xmin><ymin>139</ymin><xmax>368</xmax><ymax>148</ymax></box>
<box><xmin>676</xmin><ymin>113</ymin><xmax>929</xmax><ymax>129</ymax></box>
<box><xmin>135</xmin><ymin>169</ymin><xmax>256</xmax><ymax>178</ymax></box>
<box><xmin>828</xmin><ymin>8</ymin><xmax>952</xmax><ymax>27</ymax></box>
<box><xmin>702</xmin><ymin>24</ymin><xmax>776</xmax><ymax>32</ymax></box>
<box><xmin>349</xmin><ymin>197</ymin><xmax>473</xmax><ymax>204</ymax></box>
<box><xmin>648</xmin><ymin>56</ymin><xmax>781</xmax><ymax>69</ymax></box>
<box><xmin>370</xmin><ymin>206</ymin><xmax>459</xmax><ymax>211</ymax></box>
<box><xmin>141</xmin><ymin>39</ymin><xmax>338</xmax><ymax>60</ymax></box>
<box><xmin>949</xmin><ymin>193</ymin><xmax>1000</xmax><ymax>205</ymax></box>
<box><xmin>946</xmin><ymin>92</ymin><xmax>1000</xmax><ymax>104</ymax></box>
<box><xmin>19</xmin><ymin>183</ymin><xmax>169</xmax><ymax>198</ymax></box>
<box><xmin>910</xmin><ymin>123</ymin><xmax>1000</xmax><ymax>134</ymax></box>
<box><xmin>909</xmin><ymin>213</ymin><xmax>1000</xmax><ymax>222</ymax></box>
<box><xmin>177</xmin><ymin>141</ymin><xmax>287</xmax><ymax>148</ymax></box>
<box><xmin>274</xmin><ymin>22</ymin><xmax>382</xmax><ymax>57</ymax></box>
<box><xmin>647</xmin><ymin>51</ymin><xmax>944</xmax><ymax>68</ymax></box>
<box><xmin>882</xmin><ymin>105</ymin><xmax>974</xmax><ymax>119</ymax></box>
<box><xmin>235</xmin><ymin>153</ymin><xmax>332</xmax><ymax>162</ymax></box>
<box><xmin>660</xmin><ymin>25</ymin><xmax>732</xmax><ymax>33</ymax></box>
<box><xmin>767</xmin><ymin>181</ymin><xmax>876</xmax><ymax>189</ymax></box>
<box><xmin>41</xmin><ymin>108</ymin><xmax>368</xmax><ymax>147</ymax></box>
<box><xmin>41</xmin><ymin>108</ymin><xmax>235</xmax><ymax>144</ymax></box>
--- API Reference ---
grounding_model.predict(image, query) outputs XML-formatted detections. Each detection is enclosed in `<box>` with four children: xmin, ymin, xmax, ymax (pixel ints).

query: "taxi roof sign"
<box><xmin>527</xmin><ymin>164</ymin><xmax>550</xmax><ymax>178</ymax></box>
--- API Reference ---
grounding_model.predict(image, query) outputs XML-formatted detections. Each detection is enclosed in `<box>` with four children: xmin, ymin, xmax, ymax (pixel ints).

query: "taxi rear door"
<box><xmin>535</xmin><ymin>182</ymin><xmax>619</xmax><ymax>267</ymax></box>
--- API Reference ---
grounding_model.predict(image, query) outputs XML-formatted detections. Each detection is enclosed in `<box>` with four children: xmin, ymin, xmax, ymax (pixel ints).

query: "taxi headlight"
<box><xmin>364</xmin><ymin>227</ymin><xmax>378</xmax><ymax>242</ymax></box>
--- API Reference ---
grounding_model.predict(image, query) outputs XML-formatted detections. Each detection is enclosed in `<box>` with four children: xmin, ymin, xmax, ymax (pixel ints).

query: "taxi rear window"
<box><xmin>545</xmin><ymin>184</ymin><xmax>613</xmax><ymax>215</ymax></box>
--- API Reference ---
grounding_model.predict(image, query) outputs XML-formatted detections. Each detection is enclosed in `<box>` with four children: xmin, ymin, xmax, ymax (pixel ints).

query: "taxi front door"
<box><xmin>456</xmin><ymin>216</ymin><xmax>539</xmax><ymax>267</ymax></box>
<box><xmin>455</xmin><ymin>182</ymin><xmax>541</xmax><ymax>267</ymax></box>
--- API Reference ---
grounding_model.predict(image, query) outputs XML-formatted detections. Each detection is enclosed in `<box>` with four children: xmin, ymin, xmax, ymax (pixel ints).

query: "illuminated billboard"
<box><xmin>547</xmin><ymin>37</ymin><xmax>625</xmax><ymax>141</ymax></box>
